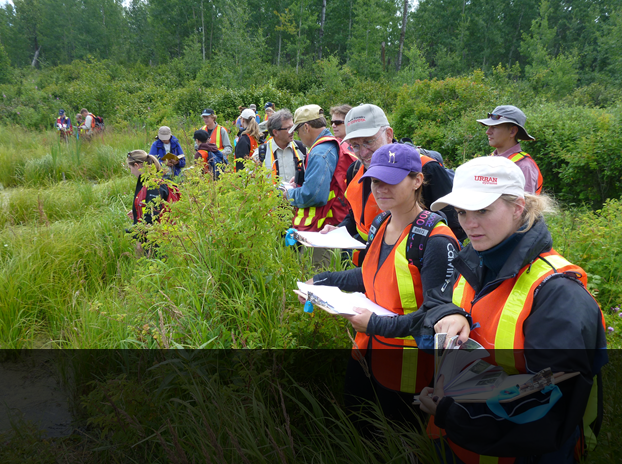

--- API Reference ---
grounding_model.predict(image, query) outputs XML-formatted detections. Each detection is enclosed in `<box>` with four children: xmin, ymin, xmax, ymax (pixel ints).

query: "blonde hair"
<box><xmin>501</xmin><ymin>193</ymin><xmax>557</xmax><ymax>232</ymax></box>
<box><xmin>243</xmin><ymin>116</ymin><xmax>262</xmax><ymax>140</ymax></box>
<box><xmin>127</xmin><ymin>149</ymin><xmax>162</xmax><ymax>170</ymax></box>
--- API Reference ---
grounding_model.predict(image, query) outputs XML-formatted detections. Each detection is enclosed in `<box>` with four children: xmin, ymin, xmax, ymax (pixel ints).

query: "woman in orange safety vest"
<box><xmin>359</xmin><ymin>156</ymin><xmax>607</xmax><ymax>464</ymax></box>
<box><xmin>234</xmin><ymin>108</ymin><xmax>262</xmax><ymax>172</ymax></box>
<box><xmin>300</xmin><ymin>143</ymin><xmax>461</xmax><ymax>430</ymax></box>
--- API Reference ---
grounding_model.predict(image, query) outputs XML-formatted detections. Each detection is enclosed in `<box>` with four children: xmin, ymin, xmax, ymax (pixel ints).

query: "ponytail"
<box><xmin>501</xmin><ymin>193</ymin><xmax>557</xmax><ymax>232</ymax></box>
<box><xmin>127</xmin><ymin>150</ymin><xmax>162</xmax><ymax>171</ymax></box>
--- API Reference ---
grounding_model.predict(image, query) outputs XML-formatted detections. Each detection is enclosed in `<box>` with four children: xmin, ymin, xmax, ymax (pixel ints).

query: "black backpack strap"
<box><xmin>346</xmin><ymin>160</ymin><xmax>362</xmax><ymax>185</ymax></box>
<box><xmin>404</xmin><ymin>211</ymin><xmax>447</xmax><ymax>270</ymax></box>
<box><xmin>294</xmin><ymin>139</ymin><xmax>307</xmax><ymax>157</ymax></box>
<box><xmin>356</xmin><ymin>211</ymin><xmax>391</xmax><ymax>265</ymax></box>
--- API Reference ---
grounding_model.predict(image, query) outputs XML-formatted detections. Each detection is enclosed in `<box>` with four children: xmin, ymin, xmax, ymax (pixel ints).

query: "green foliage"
<box><xmin>392</xmin><ymin>72</ymin><xmax>494</xmax><ymax>149</ymax></box>
<box><xmin>127</xmin><ymin>161</ymin><xmax>350</xmax><ymax>349</ymax></box>
<box><xmin>547</xmin><ymin>199</ymin><xmax>622</xmax><ymax>310</ymax></box>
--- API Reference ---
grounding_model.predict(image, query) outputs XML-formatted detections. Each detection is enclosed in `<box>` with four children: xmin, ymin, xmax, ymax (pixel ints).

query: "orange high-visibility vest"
<box><xmin>428</xmin><ymin>250</ymin><xmax>604</xmax><ymax>464</ymax></box>
<box><xmin>495</xmin><ymin>151</ymin><xmax>543</xmax><ymax>195</ymax></box>
<box><xmin>292</xmin><ymin>136</ymin><xmax>356</xmax><ymax>232</ymax></box>
<box><xmin>356</xmin><ymin>216</ymin><xmax>457</xmax><ymax>393</ymax></box>
<box><xmin>201</xmin><ymin>124</ymin><xmax>224</xmax><ymax>151</ymax></box>
<box><xmin>508</xmin><ymin>151</ymin><xmax>543</xmax><ymax>194</ymax></box>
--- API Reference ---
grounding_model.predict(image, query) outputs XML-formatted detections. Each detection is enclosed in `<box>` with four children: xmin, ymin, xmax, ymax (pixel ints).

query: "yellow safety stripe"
<box><xmin>357</xmin><ymin>228</ymin><xmax>369</xmax><ymax>242</ymax></box>
<box><xmin>452</xmin><ymin>276</ymin><xmax>468</xmax><ymax>307</ymax></box>
<box><xmin>400</xmin><ymin>345</ymin><xmax>419</xmax><ymax>393</ymax></box>
<box><xmin>508</xmin><ymin>152</ymin><xmax>526</xmax><ymax>163</ymax></box>
<box><xmin>394</xmin><ymin>234</ymin><xmax>418</xmax><ymax>311</ymax></box>
<box><xmin>583</xmin><ymin>375</ymin><xmax>599</xmax><ymax>451</ymax></box>
<box><xmin>480</xmin><ymin>456</ymin><xmax>499</xmax><ymax>464</ymax></box>
<box><xmin>393</xmin><ymin>232</ymin><xmax>420</xmax><ymax>392</ymax></box>
<box><xmin>495</xmin><ymin>254</ymin><xmax>571</xmax><ymax>373</ymax></box>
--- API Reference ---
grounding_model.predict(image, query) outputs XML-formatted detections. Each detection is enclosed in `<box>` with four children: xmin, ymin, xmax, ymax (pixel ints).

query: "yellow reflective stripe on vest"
<box><xmin>215</xmin><ymin>125</ymin><xmax>222</xmax><ymax>150</ymax></box>
<box><xmin>394</xmin><ymin>234</ymin><xmax>418</xmax><ymax>311</ymax></box>
<box><xmin>452</xmin><ymin>276</ymin><xmax>468</xmax><ymax>307</ymax></box>
<box><xmin>357</xmin><ymin>228</ymin><xmax>369</xmax><ymax>242</ymax></box>
<box><xmin>393</xmin><ymin>233</ymin><xmax>420</xmax><ymax>392</ymax></box>
<box><xmin>495</xmin><ymin>254</ymin><xmax>571</xmax><ymax>373</ymax></box>
<box><xmin>508</xmin><ymin>152</ymin><xmax>526</xmax><ymax>163</ymax></box>
<box><xmin>480</xmin><ymin>456</ymin><xmax>499</xmax><ymax>464</ymax></box>
<box><xmin>583</xmin><ymin>375</ymin><xmax>599</xmax><ymax>451</ymax></box>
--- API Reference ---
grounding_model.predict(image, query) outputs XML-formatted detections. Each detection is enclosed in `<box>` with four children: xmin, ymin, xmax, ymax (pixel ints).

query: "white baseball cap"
<box><xmin>240</xmin><ymin>108</ymin><xmax>256</xmax><ymax>120</ymax></box>
<box><xmin>431</xmin><ymin>156</ymin><xmax>525</xmax><ymax>212</ymax></box>
<box><xmin>343</xmin><ymin>104</ymin><xmax>390</xmax><ymax>141</ymax></box>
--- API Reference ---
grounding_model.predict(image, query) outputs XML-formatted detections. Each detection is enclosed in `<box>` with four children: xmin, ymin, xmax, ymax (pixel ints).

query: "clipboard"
<box><xmin>413</xmin><ymin>371</ymin><xmax>580</xmax><ymax>404</ymax></box>
<box><xmin>294</xmin><ymin>289</ymin><xmax>339</xmax><ymax>315</ymax></box>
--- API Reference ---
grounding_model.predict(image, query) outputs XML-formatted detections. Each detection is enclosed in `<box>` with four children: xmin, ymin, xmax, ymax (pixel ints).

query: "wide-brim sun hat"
<box><xmin>431</xmin><ymin>156</ymin><xmax>525</xmax><ymax>212</ymax></box>
<box><xmin>343</xmin><ymin>104</ymin><xmax>390</xmax><ymax>142</ymax></box>
<box><xmin>476</xmin><ymin>105</ymin><xmax>535</xmax><ymax>141</ymax></box>
<box><xmin>359</xmin><ymin>143</ymin><xmax>422</xmax><ymax>185</ymax></box>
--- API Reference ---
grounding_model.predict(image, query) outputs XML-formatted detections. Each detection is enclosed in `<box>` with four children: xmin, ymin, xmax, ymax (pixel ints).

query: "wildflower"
<box><xmin>56</xmin><ymin>97</ymin><xmax>59</xmax><ymax>100</ymax></box>
<box><xmin>148</xmin><ymin>106</ymin><xmax>151</xmax><ymax>110</ymax></box>
<box><xmin>2</xmin><ymin>94</ymin><xmax>5</xmax><ymax>98</ymax></box>
<box><xmin>35</xmin><ymin>86</ymin><xmax>38</xmax><ymax>89</ymax></box>
<box><xmin>613</xmin><ymin>306</ymin><xmax>621</xmax><ymax>312</ymax></box>
<box><xmin>17</xmin><ymin>112</ymin><xmax>20</xmax><ymax>115</ymax></box>
<box><xmin>608</xmin><ymin>327</ymin><xmax>615</xmax><ymax>333</ymax></box>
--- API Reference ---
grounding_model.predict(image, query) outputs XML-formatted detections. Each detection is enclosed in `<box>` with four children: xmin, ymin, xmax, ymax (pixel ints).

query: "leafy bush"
<box><xmin>548</xmin><ymin>198</ymin><xmax>622</xmax><ymax>309</ymax></box>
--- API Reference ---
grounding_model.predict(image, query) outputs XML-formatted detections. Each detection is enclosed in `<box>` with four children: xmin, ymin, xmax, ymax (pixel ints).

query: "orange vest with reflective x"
<box><xmin>427</xmin><ymin>250</ymin><xmax>605</xmax><ymax>464</ymax></box>
<box><xmin>508</xmin><ymin>151</ymin><xmax>543</xmax><ymax>195</ymax></box>
<box><xmin>201</xmin><ymin>124</ymin><xmax>225</xmax><ymax>151</ymax></box>
<box><xmin>345</xmin><ymin>154</ymin><xmax>439</xmax><ymax>266</ymax></box>
<box><xmin>355</xmin><ymin>216</ymin><xmax>457</xmax><ymax>394</ymax></box>
<box><xmin>292</xmin><ymin>136</ymin><xmax>356</xmax><ymax>232</ymax></box>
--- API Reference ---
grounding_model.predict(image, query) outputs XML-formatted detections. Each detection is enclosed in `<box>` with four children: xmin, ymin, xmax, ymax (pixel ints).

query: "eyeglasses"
<box><xmin>331</xmin><ymin>120</ymin><xmax>344</xmax><ymax>126</ymax></box>
<box><xmin>350</xmin><ymin>129</ymin><xmax>385</xmax><ymax>153</ymax></box>
<box><xmin>278</xmin><ymin>126</ymin><xmax>294</xmax><ymax>132</ymax></box>
<box><xmin>487</xmin><ymin>113</ymin><xmax>507</xmax><ymax>120</ymax></box>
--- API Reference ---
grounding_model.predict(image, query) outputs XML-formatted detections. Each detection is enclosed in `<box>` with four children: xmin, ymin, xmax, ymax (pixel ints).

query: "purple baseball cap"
<box><xmin>359</xmin><ymin>143</ymin><xmax>422</xmax><ymax>185</ymax></box>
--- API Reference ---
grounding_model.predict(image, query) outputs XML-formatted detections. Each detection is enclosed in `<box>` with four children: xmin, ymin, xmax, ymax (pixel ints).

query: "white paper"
<box><xmin>294</xmin><ymin>227</ymin><xmax>366</xmax><ymax>249</ymax></box>
<box><xmin>297</xmin><ymin>282</ymin><xmax>396</xmax><ymax>317</ymax></box>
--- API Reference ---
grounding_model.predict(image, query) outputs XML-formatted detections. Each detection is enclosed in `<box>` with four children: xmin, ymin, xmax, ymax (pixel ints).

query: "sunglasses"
<box><xmin>331</xmin><ymin>120</ymin><xmax>344</xmax><ymax>126</ymax></box>
<box><xmin>487</xmin><ymin>113</ymin><xmax>507</xmax><ymax>120</ymax></box>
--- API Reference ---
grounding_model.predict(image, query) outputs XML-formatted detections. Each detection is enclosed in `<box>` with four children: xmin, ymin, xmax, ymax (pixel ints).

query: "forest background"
<box><xmin>1</xmin><ymin>0</ymin><xmax>622</xmax><ymax>462</ymax></box>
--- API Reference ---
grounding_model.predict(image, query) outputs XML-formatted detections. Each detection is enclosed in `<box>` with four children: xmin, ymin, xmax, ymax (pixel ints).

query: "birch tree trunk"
<box><xmin>397</xmin><ymin>0</ymin><xmax>408</xmax><ymax>71</ymax></box>
<box><xmin>319</xmin><ymin>0</ymin><xmax>326</xmax><ymax>59</ymax></box>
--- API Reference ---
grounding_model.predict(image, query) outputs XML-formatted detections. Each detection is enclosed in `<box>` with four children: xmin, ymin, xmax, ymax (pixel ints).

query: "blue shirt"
<box><xmin>148</xmin><ymin>135</ymin><xmax>186</xmax><ymax>176</ymax></box>
<box><xmin>288</xmin><ymin>128</ymin><xmax>339</xmax><ymax>208</ymax></box>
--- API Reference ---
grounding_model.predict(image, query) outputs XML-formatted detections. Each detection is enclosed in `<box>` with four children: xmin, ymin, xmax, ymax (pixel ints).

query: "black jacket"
<box><xmin>370</xmin><ymin>219</ymin><xmax>608</xmax><ymax>458</ymax></box>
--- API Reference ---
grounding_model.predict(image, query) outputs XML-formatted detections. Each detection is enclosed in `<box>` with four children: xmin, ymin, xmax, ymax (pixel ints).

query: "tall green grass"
<box><xmin>0</xmin><ymin>205</ymin><xmax>135</xmax><ymax>348</ymax></box>
<box><xmin>0</xmin><ymin>176</ymin><xmax>134</xmax><ymax>228</ymax></box>
<box><xmin>0</xmin><ymin>127</ymin><xmax>150</xmax><ymax>188</ymax></box>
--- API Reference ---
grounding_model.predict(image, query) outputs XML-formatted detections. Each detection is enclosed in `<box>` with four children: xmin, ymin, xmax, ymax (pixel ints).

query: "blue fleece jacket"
<box><xmin>149</xmin><ymin>135</ymin><xmax>186</xmax><ymax>176</ymax></box>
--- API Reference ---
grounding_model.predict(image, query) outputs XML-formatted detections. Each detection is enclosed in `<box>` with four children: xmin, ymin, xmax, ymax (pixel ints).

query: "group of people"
<box><xmin>125</xmin><ymin>100</ymin><xmax>607</xmax><ymax>463</ymax></box>
<box><xmin>55</xmin><ymin>108</ymin><xmax>104</xmax><ymax>140</ymax></box>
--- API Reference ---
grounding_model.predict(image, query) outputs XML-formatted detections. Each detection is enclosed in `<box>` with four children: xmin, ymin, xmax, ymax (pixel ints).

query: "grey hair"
<box><xmin>267</xmin><ymin>108</ymin><xmax>293</xmax><ymax>136</ymax></box>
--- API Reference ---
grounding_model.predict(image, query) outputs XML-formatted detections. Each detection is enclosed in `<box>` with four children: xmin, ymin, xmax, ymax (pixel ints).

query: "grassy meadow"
<box><xmin>0</xmin><ymin>124</ymin><xmax>621</xmax><ymax>462</ymax></box>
